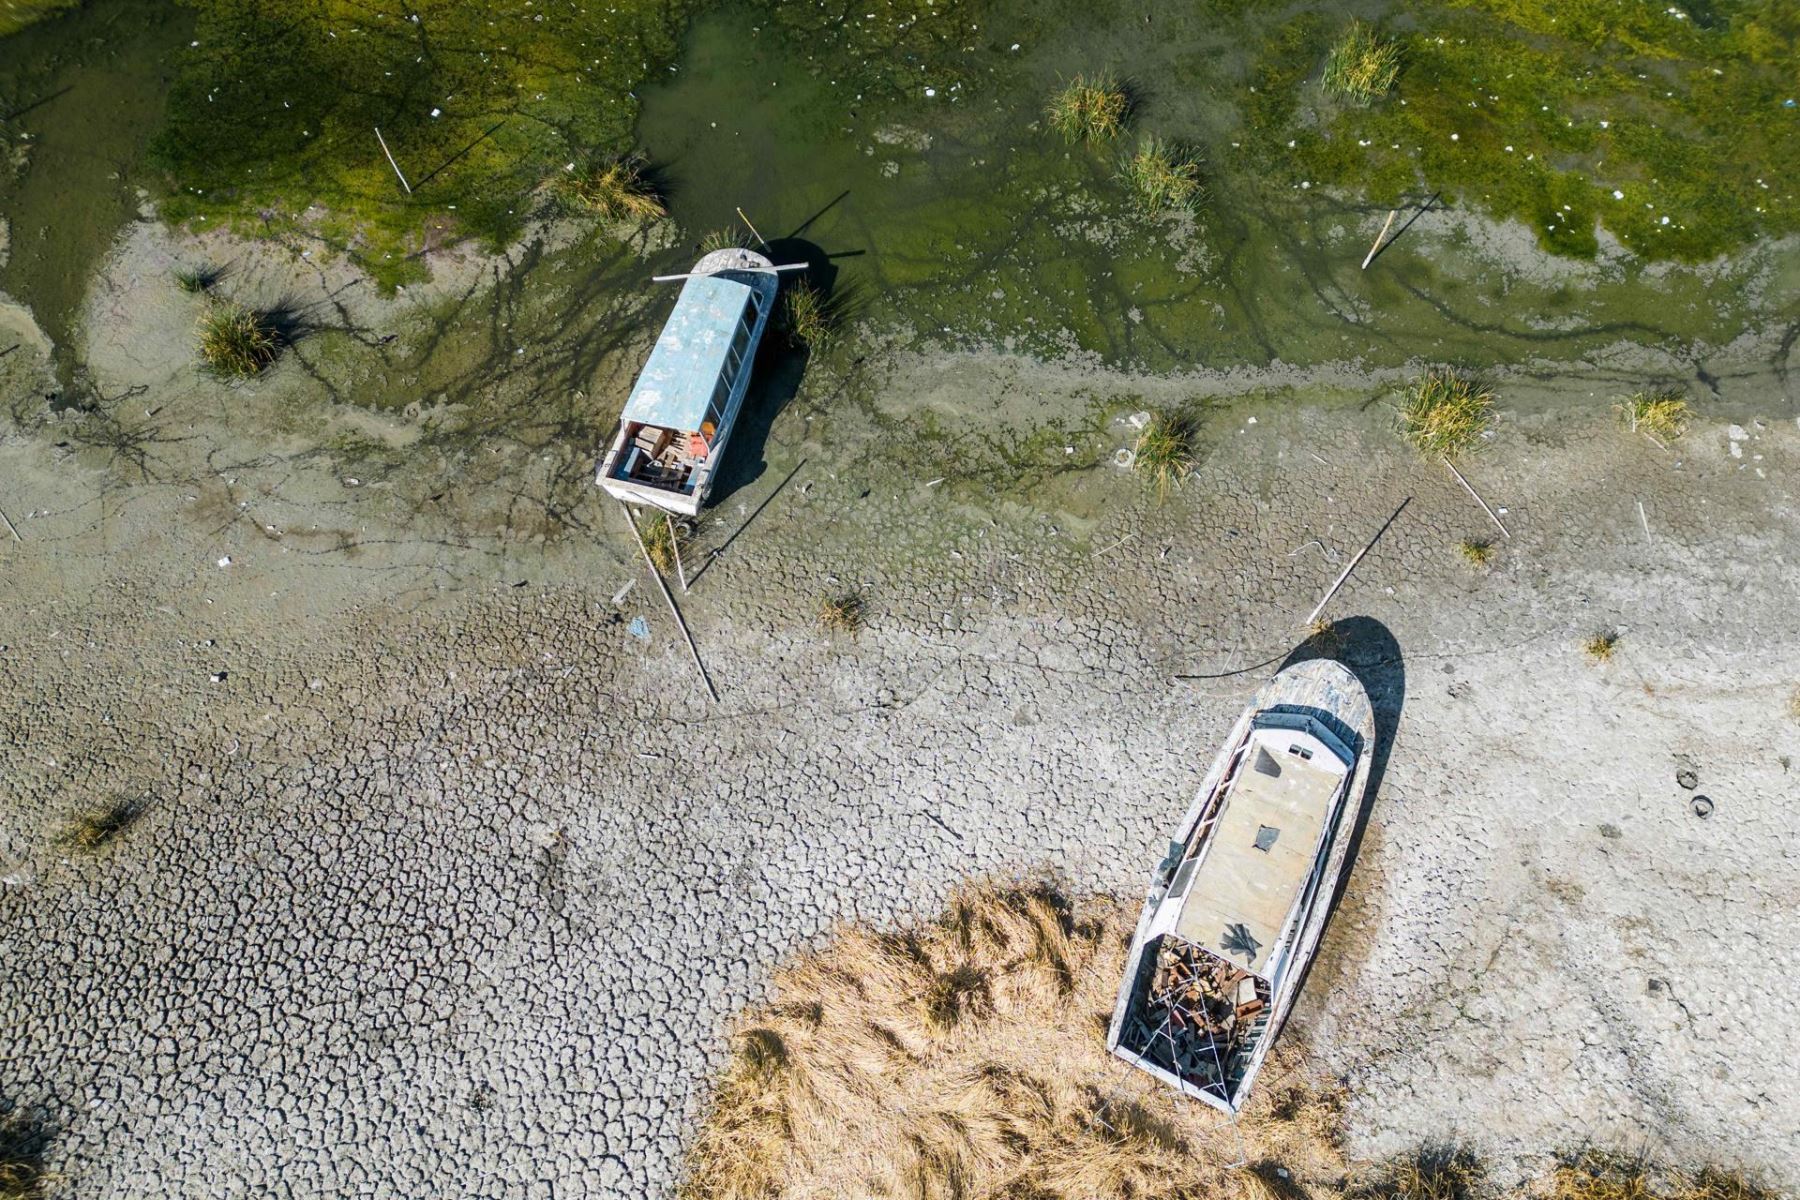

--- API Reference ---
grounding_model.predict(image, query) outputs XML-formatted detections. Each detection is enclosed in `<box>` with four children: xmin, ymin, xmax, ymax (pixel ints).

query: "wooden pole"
<box><xmin>622</xmin><ymin>503</ymin><xmax>718</xmax><ymax>702</ymax></box>
<box><xmin>374</xmin><ymin>127</ymin><xmax>413</xmax><ymax>195</ymax></box>
<box><xmin>0</xmin><ymin>504</ymin><xmax>21</xmax><ymax>542</ymax></box>
<box><xmin>651</xmin><ymin>263</ymin><xmax>807</xmax><ymax>283</ymax></box>
<box><xmin>667</xmin><ymin>513</ymin><xmax>688</xmax><ymax>592</ymax></box>
<box><xmin>1442</xmin><ymin>456</ymin><xmax>1510</xmax><ymax>539</ymax></box>
<box><xmin>1303</xmin><ymin>497</ymin><xmax>1412</xmax><ymax>628</ymax></box>
<box><xmin>1361</xmin><ymin>209</ymin><xmax>1399</xmax><ymax>270</ymax></box>
<box><xmin>736</xmin><ymin>206</ymin><xmax>769</xmax><ymax>249</ymax></box>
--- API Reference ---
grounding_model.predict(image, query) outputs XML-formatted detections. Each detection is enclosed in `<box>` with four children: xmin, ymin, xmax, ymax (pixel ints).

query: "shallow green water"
<box><xmin>634</xmin><ymin>2</ymin><xmax>1787</xmax><ymax>378</ymax></box>
<box><xmin>0</xmin><ymin>0</ymin><xmax>189</xmax><ymax>392</ymax></box>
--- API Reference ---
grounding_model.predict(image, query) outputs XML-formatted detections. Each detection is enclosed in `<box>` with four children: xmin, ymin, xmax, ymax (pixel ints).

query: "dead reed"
<box><xmin>1396</xmin><ymin>370</ymin><xmax>1493</xmax><ymax>460</ymax></box>
<box><xmin>1582</xmin><ymin>630</ymin><xmax>1620</xmax><ymax>664</ymax></box>
<box><xmin>817</xmin><ymin>592</ymin><xmax>864</xmax><ymax>634</ymax></box>
<box><xmin>678</xmin><ymin>879</ymin><xmax>1348</xmax><ymax>1200</ymax></box>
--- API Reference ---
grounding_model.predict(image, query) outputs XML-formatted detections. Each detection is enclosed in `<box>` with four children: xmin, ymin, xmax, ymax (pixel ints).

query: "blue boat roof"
<box><xmin>621</xmin><ymin>274</ymin><xmax>754</xmax><ymax>433</ymax></box>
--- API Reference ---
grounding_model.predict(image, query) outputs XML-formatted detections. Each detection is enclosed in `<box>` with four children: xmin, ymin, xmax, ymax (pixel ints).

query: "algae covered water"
<box><xmin>633</xmin><ymin>1</ymin><xmax>1790</xmax><ymax>378</ymax></box>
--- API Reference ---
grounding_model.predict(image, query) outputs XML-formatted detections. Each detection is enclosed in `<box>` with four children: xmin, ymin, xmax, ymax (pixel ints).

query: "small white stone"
<box><xmin>216</xmin><ymin>555</ymin><xmax>232</xmax><ymax>568</ymax></box>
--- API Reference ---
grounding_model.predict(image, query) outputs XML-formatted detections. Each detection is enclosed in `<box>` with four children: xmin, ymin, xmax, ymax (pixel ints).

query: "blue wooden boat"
<box><xmin>598</xmin><ymin>248</ymin><xmax>783</xmax><ymax>516</ymax></box>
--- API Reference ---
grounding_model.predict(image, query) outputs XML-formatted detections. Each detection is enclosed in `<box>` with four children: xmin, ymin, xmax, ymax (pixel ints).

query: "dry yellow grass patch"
<box><xmin>680</xmin><ymin>880</ymin><xmax>1347</xmax><ymax>1200</ymax></box>
<box><xmin>1547</xmin><ymin>1151</ymin><xmax>1777</xmax><ymax>1200</ymax></box>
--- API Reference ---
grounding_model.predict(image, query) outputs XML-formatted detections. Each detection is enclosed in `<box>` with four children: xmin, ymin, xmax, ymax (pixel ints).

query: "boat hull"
<box><xmin>1106</xmin><ymin>657</ymin><xmax>1375</xmax><ymax>1111</ymax></box>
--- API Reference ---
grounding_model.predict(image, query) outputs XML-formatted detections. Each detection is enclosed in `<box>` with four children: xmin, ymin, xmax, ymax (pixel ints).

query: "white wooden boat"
<box><xmin>597</xmin><ymin>248</ymin><xmax>785</xmax><ymax>516</ymax></box>
<box><xmin>1106</xmin><ymin>658</ymin><xmax>1374</xmax><ymax>1112</ymax></box>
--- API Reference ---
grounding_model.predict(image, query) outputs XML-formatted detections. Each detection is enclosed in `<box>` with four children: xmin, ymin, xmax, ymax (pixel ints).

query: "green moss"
<box><xmin>1249</xmin><ymin>1</ymin><xmax>1800</xmax><ymax>260</ymax></box>
<box><xmin>151</xmin><ymin>0</ymin><xmax>695</xmax><ymax>282</ymax></box>
<box><xmin>0</xmin><ymin>0</ymin><xmax>76</xmax><ymax>36</ymax></box>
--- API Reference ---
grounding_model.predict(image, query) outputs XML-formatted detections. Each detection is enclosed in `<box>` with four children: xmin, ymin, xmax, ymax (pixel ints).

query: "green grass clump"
<box><xmin>817</xmin><ymin>592</ymin><xmax>864</xmax><ymax>635</ymax></box>
<box><xmin>1047</xmin><ymin>73</ymin><xmax>1129</xmax><ymax>144</ymax></box>
<box><xmin>173</xmin><ymin>264</ymin><xmax>221</xmax><ymax>294</ymax></box>
<box><xmin>1120</xmin><ymin>136</ymin><xmax>1204</xmax><ymax>213</ymax></box>
<box><xmin>1582</xmin><ymin>630</ymin><xmax>1619</xmax><ymax>664</ymax></box>
<box><xmin>1457</xmin><ymin>538</ymin><xmax>1494</xmax><ymax>568</ymax></box>
<box><xmin>1396</xmin><ymin>370</ymin><xmax>1493</xmax><ymax>460</ymax></box>
<box><xmin>780</xmin><ymin>283</ymin><xmax>835</xmax><ymax>351</ymax></box>
<box><xmin>699</xmin><ymin>227</ymin><xmax>754</xmax><ymax>254</ymax></box>
<box><xmin>1617</xmin><ymin>392</ymin><xmax>1692</xmax><ymax>443</ymax></box>
<box><xmin>557</xmin><ymin>157</ymin><xmax>665</xmax><ymax>221</ymax></box>
<box><xmin>1322</xmin><ymin>22</ymin><xmax>1401</xmax><ymax>104</ymax></box>
<box><xmin>639</xmin><ymin>512</ymin><xmax>682</xmax><ymax>574</ymax></box>
<box><xmin>196</xmin><ymin>303</ymin><xmax>281</xmax><ymax>379</ymax></box>
<box><xmin>1133</xmin><ymin>410</ymin><xmax>1199</xmax><ymax>495</ymax></box>
<box><xmin>59</xmin><ymin>797</ymin><xmax>144</xmax><ymax>850</ymax></box>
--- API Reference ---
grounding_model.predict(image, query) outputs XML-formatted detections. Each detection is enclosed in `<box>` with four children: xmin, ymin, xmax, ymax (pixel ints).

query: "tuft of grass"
<box><xmin>1456</xmin><ymin>538</ymin><xmax>1494</xmax><ymax>568</ymax></box>
<box><xmin>557</xmin><ymin>157</ymin><xmax>665</xmax><ymax>221</ymax></box>
<box><xmin>1120</xmin><ymin>136</ymin><xmax>1204</xmax><ymax>214</ymax></box>
<box><xmin>0</xmin><ymin>1115</ymin><xmax>48</xmax><ymax>1200</ymax></box>
<box><xmin>174</xmin><ymin>264</ymin><xmax>222</xmax><ymax>294</ymax></box>
<box><xmin>638</xmin><ymin>512</ymin><xmax>685</xmax><ymax>574</ymax></box>
<box><xmin>196</xmin><ymin>302</ymin><xmax>281</xmax><ymax>379</ymax></box>
<box><xmin>679</xmin><ymin>878</ymin><xmax>1349</xmax><ymax>1200</ymax></box>
<box><xmin>1547</xmin><ymin>1151</ymin><xmax>1777</xmax><ymax>1200</ymax></box>
<box><xmin>699</xmin><ymin>226</ymin><xmax>754</xmax><ymax>254</ymax></box>
<box><xmin>1132</xmin><ymin>410</ymin><xmax>1199</xmax><ymax>496</ymax></box>
<box><xmin>1616</xmin><ymin>392</ymin><xmax>1692</xmax><ymax>444</ymax></box>
<box><xmin>1305</xmin><ymin>618</ymin><xmax>1345</xmax><ymax>654</ymax></box>
<box><xmin>58</xmin><ymin>797</ymin><xmax>145</xmax><ymax>851</ymax></box>
<box><xmin>1353</xmin><ymin>1146</ymin><xmax>1484</xmax><ymax>1200</ymax></box>
<box><xmin>1396</xmin><ymin>370</ymin><xmax>1494</xmax><ymax>460</ymax></box>
<box><xmin>818</xmin><ymin>592</ymin><xmax>864</xmax><ymax>635</ymax></box>
<box><xmin>1582</xmin><ymin>630</ymin><xmax>1619</xmax><ymax>664</ymax></box>
<box><xmin>780</xmin><ymin>283</ymin><xmax>835</xmax><ymax>352</ymax></box>
<box><xmin>1322</xmin><ymin>22</ymin><xmax>1402</xmax><ymax>105</ymax></box>
<box><xmin>1047</xmin><ymin>73</ymin><xmax>1130</xmax><ymax>144</ymax></box>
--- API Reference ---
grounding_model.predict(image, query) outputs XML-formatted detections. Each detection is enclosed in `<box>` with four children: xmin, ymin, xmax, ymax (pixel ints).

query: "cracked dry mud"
<box><xmin>3</xmin><ymin>220</ymin><xmax>1800</xmax><ymax>1198</ymax></box>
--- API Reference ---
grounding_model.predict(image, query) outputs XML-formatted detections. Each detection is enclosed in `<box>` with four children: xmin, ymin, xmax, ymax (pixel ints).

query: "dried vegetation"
<box><xmin>1048</xmin><ymin>73</ymin><xmax>1130</xmax><ymax>144</ymax></box>
<box><xmin>1396</xmin><ymin>371</ymin><xmax>1494</xmax><ymax>460</ymax></box>
<box><xmin>1617</xmin><ymin>392</ymin><xmax>1692</xmax><ymax>443</ymax></box>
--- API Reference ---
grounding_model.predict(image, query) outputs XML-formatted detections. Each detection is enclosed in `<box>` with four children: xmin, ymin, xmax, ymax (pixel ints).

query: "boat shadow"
<box><xmin>1278</xmin><ymin>616</ymin><xmax>1404</xmax><ymax>1008</ymax></box>
<box><xmin>707</xmin><ymin>235</ymin><xmax>840</xmax><ymax>508</ymax></box>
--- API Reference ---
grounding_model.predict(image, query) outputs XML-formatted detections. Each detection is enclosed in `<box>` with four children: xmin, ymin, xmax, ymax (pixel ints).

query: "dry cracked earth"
<box><xmin>3</xmin><ymin>267</ymin><xmax>1800</xmax><ymax>1197</ymax></box>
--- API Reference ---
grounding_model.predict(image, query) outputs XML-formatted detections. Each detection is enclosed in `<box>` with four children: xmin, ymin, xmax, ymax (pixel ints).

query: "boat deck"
<box><xmin>1173</xmin><ymin>730</ymin><xmax>1346</xmax><ymax>974</ymax></box>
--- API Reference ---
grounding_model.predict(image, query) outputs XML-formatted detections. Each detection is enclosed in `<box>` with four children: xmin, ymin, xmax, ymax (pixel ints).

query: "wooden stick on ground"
<box><xmin>1442</xmin><ymin>456</ymin><xmax>1510</xmax><ymax>539</ymax></box>
<box><xmin>622</xmin><ymin>503</ymin><xmax>718</xmax><ymax>702</ymax></box>
<box><xmin>374</xmin><ymin>127</ymin><xmax>413</xmax><ymax>195</ymax></box>
<box><xmin>0</xmin><ymin>504</ymin><xmax>21</xmax><ymax>543</ymax></box>
<box><xmin>1303</xmin><ymin>496</ymin><xmax>1412</xmax><ymax>629</ymax></box>
<box><xmin>666</xmin><ymin>513</ymin><xmax>688</xmax><ymax>592</ymax></box>
<box><xmin>736</xmin><ymin>206</ymin><xmax>769</xmax><ymax>249</ymax></box>
<box><xmin>1361</xmin><ymin>209</ymin><xmax>1399</xmax><ymax>270</ymax></box>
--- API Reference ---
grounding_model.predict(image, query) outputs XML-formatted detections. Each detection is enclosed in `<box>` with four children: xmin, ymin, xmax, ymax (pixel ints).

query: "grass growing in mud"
<box><xmin>556</xmin><ymin>157</ymin><xmax>665</xmax><ymax>222</ymax></box>
<box><xmin>679</xmin><ymin>879</ymin><xmax>1348</xmax><ymax>1200</ymax></box>
<box><xmin>1582</xmin><ymin>630</ymin><xmax>1620</xmax><ymax>664</ymax></box>
<box><xmin>1133</xmin><ymin>409</ymin><xmax>1199</xmax><ymax>495</ymax></box>
<box><xmin>639</xmin><ymin>514</ymin><xmax>683</xmax><ymax>575</ymax></box>
<box><xmin>1247</xmin><ymin>1</ymin><xmax>1800</xmax><ymax>259</ymax></box>
<box><xmin>1121</xmin><ymin>136</ymin><xmax>1204</xmax><ymax>214</ymax></box>
<box><xmin>196</xmin><ymin>302</ymin><xmax>281</xmax><ymax>379</ymax></box>
<box><xmin>1396</xmin><ymin>371</ymin><xmax>1493</xmax><ymax>460</ymax></box>
<box><xmin>817</xmin><ymin>592</ymin><xmax>864</xmax><ymax>635</ymax></box>
<box><xmin>1456</xmin><ymin>538</ymin><xmax>1494</xmax><ymax>568</ymax></box>
<box><xmin>1617</xmin><ymin>392</ymin><xmax>1692</xmax><ymax>443</ymax></box>
<box><xmin>1321</xmin><ymin>22</ymin><xmax>1401</xmax><ymax>105</ymax></box>
<box><xmin>1048</xmin><ymin>73</ymin><xmax>1130</xmax><ymax>144</ymax></box>
<box><xmin>59</xmin><ymin>797</ymin><xmax>145</xmax><ymax>850</ymax></box>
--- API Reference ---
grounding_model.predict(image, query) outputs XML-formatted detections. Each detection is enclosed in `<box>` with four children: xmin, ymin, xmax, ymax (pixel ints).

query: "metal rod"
<box><xmin>1442</xmin><ymin>456</ymin><xmax>1510</xmax><ymax>539</ymax></box>
<box><xmin>621</xmin><ymin>503</ymin><xmax>718</xmax><ymax>702</ymax></box>
<box><xmin>651</xmin><ymin>263</ymin><xmax>808</xmax><ymax>282</ymax></box>
<box><xmin>374</xmin><ymin>127</ymin><xmax>413</xmax><ymax>195</ymax></box>
<box><xmin>1303</xmin><ymin>496</ymin><xmax>1412</xmax><ymax>628</ymax></box>
<box><xmin>1361</xmin><ymin>209</ymin><xmax>1399</xmax><ymax>270</ymax></box>
<box><xmin>736</xmin><ymin>206</ymin><xmax>769</xmax><ymax>248</ymax></box>
<box><xmin>667</xmin><ymin>513</ymin><xmax>688</xmax><ymax>592</ymax></box>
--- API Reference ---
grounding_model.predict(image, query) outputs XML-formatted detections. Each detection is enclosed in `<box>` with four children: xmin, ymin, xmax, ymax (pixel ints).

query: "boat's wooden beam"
<box><xmin>651</xmin><ymin>263</ymin><xmax>810</xmax><ymax>282</ymax></box>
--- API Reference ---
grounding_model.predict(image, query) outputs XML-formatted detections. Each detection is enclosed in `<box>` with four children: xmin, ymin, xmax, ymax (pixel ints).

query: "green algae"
<box><xmin>1252</xmin><ymin>1</ymin><xmax>1800</xmax><ymax>260</ymax></box>
<box><xmin>149</xmin><ymin>0</ymin><xmax>696</xmax><ymax>288</ymax></box>
<box><xmin>0</xmin><ymin>0</ymin><xmax>76</xmax><ymax>36</ymax></box>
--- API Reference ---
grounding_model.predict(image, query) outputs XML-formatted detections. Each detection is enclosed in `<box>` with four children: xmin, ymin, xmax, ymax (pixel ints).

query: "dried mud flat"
<box><xmin>2</xmin><ymin>223</ymin><xmax>1799</xmax><ymax>1198</ymax></box>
